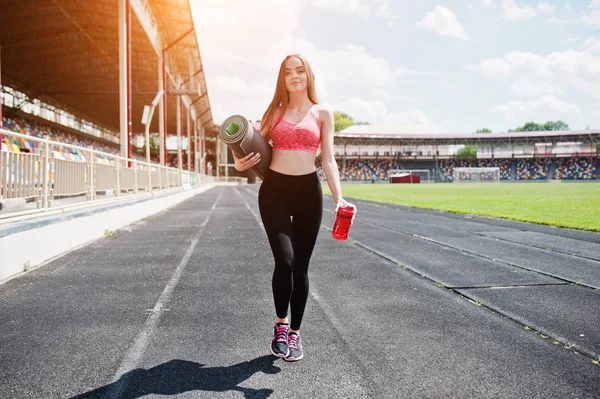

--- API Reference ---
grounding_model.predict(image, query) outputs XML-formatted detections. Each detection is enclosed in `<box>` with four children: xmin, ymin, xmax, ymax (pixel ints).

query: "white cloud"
<box><xmin>469</xmin><ymin>49</ymin><xmax>600</xmax><ymax>100</ymax></box>
<box><xmin>583</xmin><ymin>0</ymin><xmax>600</xmax><ymax>25</ymax></box>
<box><xmin>467</xmin><ymin>58</ymin><xmax>512</xmax><ymax>77</ymax></box>
<box><xmin>395</xmin><ymin>67</ymin><xmax>442</xmax><ymax>76</ymax></box>
<box><xmin>583</xmin><ymin>38</ymin><xmax>600</xmax><ymax>54</ymax></box>
<box><xmin>210</xmin><ymin>76</ymin><xmax>273</xmax><ymax>98</ymax></box>
<box><xmin>583</xmin><ymin>12</ymin><xmax>600</xmax><ymax>25</ymax></box>
<box><xmin>370</xmin><ymin>88</ymin><xmax>420</xmax><ymax>103</ymax></box>
<box><xmin>565</xmin><ymin>2</ymin><xmax>572</xmax><ymax>11</ymax></box>
<box><xmin>191</xmin><ymin>0</ymin><xmax>398</xmax><ymax>122</ymax></box>
<box><xmin>500</xmin><ymin>0</ymin><xmax>537</xmax><ymax>21</ymax></box>
<box><xmin>497</xmin><ymin>0</ymin><xmax>554</xmax><ymax>21</ymax></box>
<box><xmin>310</xmin><ymin>44</ymin><xmax>396</xmax><ymax>87</ymax></box>
<box><xmin>191</xmin><ymin>0</ymin><xmax>304</xmax><ymax>70</ymax></box>
<box><xmin>417</xmin><ymin>6</ymin><xmax>470</xmax><ymax>40</ymax></box>
<box><xmin>493</xmin><ymin>96</ymin><xmax>582</xmax><ymax>121</ymax></box>
<box><xmin>537</xmin><ymin>2</ymin><xmax>555</xmax><ymax>14</ymax></box>
<box><xmin>468</xmin><ymin>0</ymin><xmax>493</xmax><ymax>9</ymax></box>
<box><xmin>334</xmin><ymin>97</ymin><xmax>440</xmax><ymax>132</ymax></box>
<box><xmin>508</xmin><ymin>80</ymin><xmax>562</xmax><ymax>96</ymax></box>
<box><xmin>304</xmin><ymin>0</ymin><xmax>398</xmax><ymax>24</ymax></box>
<box><xmin>592</xmin><ymin>100</ymin><xmax>600</xmax><ymax>117</ymax></box>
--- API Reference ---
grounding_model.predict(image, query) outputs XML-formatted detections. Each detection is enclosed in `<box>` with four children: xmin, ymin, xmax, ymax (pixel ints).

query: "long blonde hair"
<box><xmin>261</xmin><ymin>54</ymin><xmax>319</xmax><ymax>138</ymax></box>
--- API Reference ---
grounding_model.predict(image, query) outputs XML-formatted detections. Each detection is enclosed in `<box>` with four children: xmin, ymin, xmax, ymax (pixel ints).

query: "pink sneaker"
<box><xmin>270</xmin><ymin>323</ymin><xmax>289</xmax><ymax>358</ymax></box>
<box><xmin>284</xmin><ymin>332</ymin><xmax>303</xmax><ymax>362</ymax></box>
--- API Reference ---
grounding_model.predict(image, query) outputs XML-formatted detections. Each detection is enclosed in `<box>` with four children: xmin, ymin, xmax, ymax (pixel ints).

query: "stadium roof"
<box><xmin>336</xmin><ymin>125</ymin><xmax>600</xmax><ymax>147</ymax></box>
<box><xmin>0</xmin><ymin>0</ymin><xmax>216</xmax><ymax>137</ymax></box>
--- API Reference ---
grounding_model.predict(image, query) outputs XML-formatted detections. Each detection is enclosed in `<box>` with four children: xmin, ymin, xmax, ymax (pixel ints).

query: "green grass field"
<box><xmin>323</xmin><ymin>182</ymin><xmax>600</xmax><ymax>232</ymax></box>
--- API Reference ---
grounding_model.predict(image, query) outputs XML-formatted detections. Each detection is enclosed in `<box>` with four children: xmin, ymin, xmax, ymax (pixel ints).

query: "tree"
<box><xmin>475</xmin><ymin>128</ymin><xmax>492</xmax><ymax>133</ymax></box>
<box><xmin>515</xmin><ymin>121</ymin><xmax>543</xmax><ymax>132</ymax></box>
<box><xmin>542</xmin><ymin>120</ymin><xmax>569</xmax><ymax>131</ymax></box>
<box><xmin>513</xmin><ymin>120</ymin><xmax>569</xmax><ymax>132</ymax></box>
<box><xmin>333</xmin><ymin>111</ymin><xmax>370</xmax><ymax>132</ymax></box>
<box><xmin>333</xmin><ymin>111</ymin><xmax>354</xmax><ymax>132</ymax></box>
<box><xmin>455</xmin><ymin>146</ymin><xmax>477</xmax><ymax>160</ymax></box>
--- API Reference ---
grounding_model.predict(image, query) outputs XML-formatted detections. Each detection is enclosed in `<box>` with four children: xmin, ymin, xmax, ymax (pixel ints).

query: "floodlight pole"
<box><xmin>0</xmin><ymin>45</ymin><xmax>3</xmax><ymax>128</ymax></box>
<box><xmin>158</xmin><ymin>57</ymin><xmax>164</xmax><ymax>166</ymax></box>
<box><xmin>119</xmin><ymin>0</ymin><xmax>132</xmax><ymax>167</ymax></box>
<box><xmin>197</xmin><ymin>119</ymin><xmax>205</xmax><ymax>175</ymax></box>
<box><xmin>198</xmin><ymin>107</ymin><xmax>211</xmax><ymax>175</ymax></box>
<box><xmin>161</xmin><ymin>28</ymin><xmax>194</xmax><ymax>166</ymax></box>
<box><xmin>187</xmin><ymin>101</ymin><xmax>191</xmax><ymax>172</ymax></box>
<box><xmin>0</xmin><ymin>45</ymin><xmax>3</xmax><ymax>144</ymax></box>
<box><xmin>142</xmin><ymin>89</ymin><xmax>164</xmax><ymax>193</ymax></box>
<box><xmin>127</xmin><ymin>0</ymin><xmax>132</xmax><ymax>166</ymax></box>
<box><xmin>188</xmin><ymin>90</ymin><xmax>205</xmax><ymax>172</ymax></box>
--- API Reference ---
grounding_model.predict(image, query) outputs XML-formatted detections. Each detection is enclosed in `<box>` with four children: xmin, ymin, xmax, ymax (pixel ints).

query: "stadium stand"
<box><xmin>316</xmin><ymin>156</ymin><xmax>599</xmax><ymax>183</ymax></box>
<box><xmin>1</xmin><ymin>115</ymin><xmax>160</xmax><ymax>164</ymax></box>
<box><xmin>553</xmin><ymin>157</ymin><xmax>597</xmax><ymax>180</ymax></box>
<box><xmin>515</xmin><ymin>158</ymin><xmax>549</xmax><ymax>180</ymax></box>
<box><xmin>3</xmin><ymin>116</ymin><xmax>117</xmax><ymax>154</ymax></box>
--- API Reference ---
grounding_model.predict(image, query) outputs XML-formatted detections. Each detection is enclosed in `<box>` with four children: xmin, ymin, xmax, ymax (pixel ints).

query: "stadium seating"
<box><xmin>515</xmin><ymin>159</ymin><xmax>548</xmax><ymax>180</ymax></box>
<box><xmin>2</xmin><ymin>115</ymin><xmax>150</xmax><ymax>163</ymax></box>
<box><xmin>316</xmin><ymin>156</ymin><xmax>599</xmax><ymax>182</ymax></box>
<box><xmin>553</xmin><ymin>157</ymin><xmax>596</xmax><ymax>180</ymax></box>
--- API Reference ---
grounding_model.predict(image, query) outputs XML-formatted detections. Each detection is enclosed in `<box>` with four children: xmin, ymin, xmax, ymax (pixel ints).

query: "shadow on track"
<box><xmin>72</xmin><ymin>355</ymin><xmax>281</xmax><ymax>399</ymax></box>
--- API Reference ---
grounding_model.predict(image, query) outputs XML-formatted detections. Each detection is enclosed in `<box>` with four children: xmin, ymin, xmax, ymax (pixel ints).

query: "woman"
<box><xmin>233</xmin><ymin>54</ymin><xmax>355</xmax><ymax>362</ymax></box>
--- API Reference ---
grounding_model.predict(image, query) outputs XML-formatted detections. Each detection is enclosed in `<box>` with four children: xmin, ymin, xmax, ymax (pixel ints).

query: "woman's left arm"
<box><xmin>319</xmin><ymin>106</ymin><xmax>344</xmax><ymax>206</ymax></box>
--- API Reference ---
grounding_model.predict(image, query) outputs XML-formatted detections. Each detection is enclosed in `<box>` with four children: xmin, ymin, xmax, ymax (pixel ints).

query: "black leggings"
<box><xmin>258</xmin><ymin>169</ymin><xmax>323</xmax><ymax>331</ymax></box>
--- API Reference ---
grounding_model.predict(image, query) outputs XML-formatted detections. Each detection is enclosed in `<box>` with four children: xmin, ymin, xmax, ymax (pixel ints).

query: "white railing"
<box><xmin>0</xmin><ymin>128</ymin><xmax>215</xmax><ymax>214</ymax></box>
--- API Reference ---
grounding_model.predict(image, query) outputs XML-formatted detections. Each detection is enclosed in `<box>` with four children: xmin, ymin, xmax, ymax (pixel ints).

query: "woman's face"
<box><xmin>284</xmin><ymin>57</ymin><xmax>308</xmax><ymax>94</ymax></box>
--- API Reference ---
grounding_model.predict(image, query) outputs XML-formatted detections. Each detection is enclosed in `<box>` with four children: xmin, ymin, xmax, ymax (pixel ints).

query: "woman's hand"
<box><xmin>233</xmin><ymin>151</ymin><xmax>261</xmax><ymax>171</ymax></box>
<box><xmin>335</xmin><ymin>198</ymin><xmax>357</xmax><ymax>225</ymax></box>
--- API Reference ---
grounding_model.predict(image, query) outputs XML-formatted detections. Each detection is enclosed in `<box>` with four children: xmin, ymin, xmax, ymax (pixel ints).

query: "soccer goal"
<box><xmin>453</xmin><ymin>167</ymin><xmax>500</xmax><ymax>183</ymax></box>
<box><xmin>388</xmin><ymin>169</ymin><xmax>431</xmax><ymax>184</ymax></box>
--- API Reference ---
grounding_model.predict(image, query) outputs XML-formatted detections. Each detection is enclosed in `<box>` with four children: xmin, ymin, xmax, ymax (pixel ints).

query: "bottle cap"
<box><xmin>337</xmin><ymin>205</ymin><xmax>355</xmax><ymax>217</ymax></box>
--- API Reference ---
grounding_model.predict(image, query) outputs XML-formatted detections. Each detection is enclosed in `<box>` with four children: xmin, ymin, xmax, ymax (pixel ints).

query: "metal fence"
<box><xmin>1</xmin><ymin>129</ymin><xmax>215</xmax><ymax>213</ymax></box>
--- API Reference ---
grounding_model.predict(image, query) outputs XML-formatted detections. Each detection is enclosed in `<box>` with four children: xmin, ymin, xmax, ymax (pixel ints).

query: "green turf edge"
<box><xmin>322</xmin><ymin>184</ymin><xmax>600</xmax><ymax>233</ymax></box>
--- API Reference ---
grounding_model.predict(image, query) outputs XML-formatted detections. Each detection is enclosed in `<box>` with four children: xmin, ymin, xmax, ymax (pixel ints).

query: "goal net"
<box><xmin>453</xmin><ymin>167</ymin><xmax>500</xmax><ymax>183</ymax></box>
<box><xmin>388</xmin><ymin>169</ymin><xmax>431</xmax><ymax>183</ymax></box>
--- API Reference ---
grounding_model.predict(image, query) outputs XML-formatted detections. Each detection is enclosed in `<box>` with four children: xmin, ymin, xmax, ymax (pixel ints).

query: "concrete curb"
<box><xmin>0</xmin><ymin>184</ymin><xmax>216</xmax><ymax>283</ymax></box>
<box><xmin>0</xmin><ymin>198</ymin><xmax>27</xmax><ymax>212</ymax></box>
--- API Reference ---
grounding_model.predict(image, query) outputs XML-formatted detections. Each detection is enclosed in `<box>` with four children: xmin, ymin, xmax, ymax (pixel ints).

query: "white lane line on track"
<box><xmin>234</xmin><ymin>187</ymin><xmax>264</xmax><ymax>233</ymax></box>
<box><xmin>104</xmin><ymin>189</ymin><xmax>223</xmax><ymax>399</ymax></box>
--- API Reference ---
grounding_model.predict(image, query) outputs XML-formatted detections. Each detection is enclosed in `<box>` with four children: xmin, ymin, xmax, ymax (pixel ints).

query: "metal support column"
<box><xmin>187</xmin><ymin>105</ymin><xmax>191</xmax><ymax>172</ymax></box>
<box><xmin>162</xmin><ymin>60</ymin><xmax>168</xmax><ymax>165</ymax></box>
<box><xmin>177</xmin><ymin>95</ymin><xmax>182</xmax><ymax>171</ymax></box>
<box><xmin>158</xmin><ymin>56</ymin><xmax>165</xmax><ymax>166</ymax></box>
<box><xmin>118</xmin><ymin>0</ymin><xmax>131</xmax><ymax>166</ymax></box>
<box><xmin>194</xmin><ymin>117</ymin><xmax>198</xmax><ymax>173</ymax></box>
<box><xmin>127</xmin><ymin>0</ymin><xmax>132</xmax><ymax>164</ymax></box>
<box><xmin>0</xmin><ymin>45</ymin><xmax>3</xmax><ymax>132</ymax></box>
<box><xmin>161</xmin><ymin>28</ymin><xmax>193</xmax><ymax>166</ymax></box>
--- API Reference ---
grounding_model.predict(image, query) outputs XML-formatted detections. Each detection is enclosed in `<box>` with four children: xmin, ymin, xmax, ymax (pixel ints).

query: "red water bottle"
<box><xmin>332</xmin><ymin>205</ymin><xmax>356</xmax><ymax>240</ymax></box>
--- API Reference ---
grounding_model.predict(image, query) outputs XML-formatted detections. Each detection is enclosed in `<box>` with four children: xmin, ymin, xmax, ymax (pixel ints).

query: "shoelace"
<box><xmin>288</xmin><ymin>334</ymin><xmax>300</xmax><ymax>349</ymax></box>
<box><xmin>275</xmin><ymin>325</ymin><xmax>288</xmax><ymax>343</ymax></box>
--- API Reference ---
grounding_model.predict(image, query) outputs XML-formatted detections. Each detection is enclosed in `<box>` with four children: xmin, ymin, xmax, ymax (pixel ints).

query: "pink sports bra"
<box><xmin>270</xmin><ymin>105</ymin><xmax>321</xmax><ymax>154</ymax></box>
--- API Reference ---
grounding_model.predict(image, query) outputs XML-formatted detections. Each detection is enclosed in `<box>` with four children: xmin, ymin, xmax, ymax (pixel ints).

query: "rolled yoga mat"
<box><xmin>219</xmin><ymin>114</ymin><xmax>272</xmax><ymax>180</ymax></box>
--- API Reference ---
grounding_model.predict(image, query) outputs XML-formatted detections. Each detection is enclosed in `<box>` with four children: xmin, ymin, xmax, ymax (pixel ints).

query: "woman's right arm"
<box><xmin>233</xmin><ymin>123</ymin><xmax>270</xmax><ymax>171</ymax></box>
<box><xmin>233</xmin><ymin>151</ymin><xmax>261</xmax><ymax>171</ymax></box>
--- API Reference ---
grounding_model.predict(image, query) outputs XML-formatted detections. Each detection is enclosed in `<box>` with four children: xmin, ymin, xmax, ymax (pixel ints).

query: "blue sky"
<box><xmin>191</xmin><ymin>0</ymin><xmax>600</xmax><ymax>134</ymax></box>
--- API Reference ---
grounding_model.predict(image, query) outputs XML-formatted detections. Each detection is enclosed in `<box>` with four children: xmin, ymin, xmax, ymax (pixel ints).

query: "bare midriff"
<box><xmin>269</xmin><ymin>150</ymin><xmax>317</xmax><ymax>176</ymax></box>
